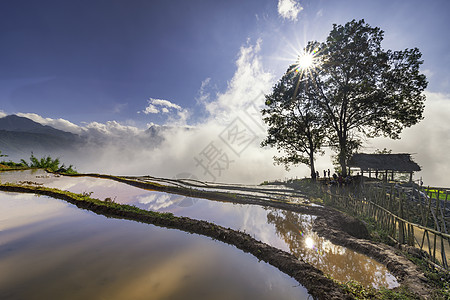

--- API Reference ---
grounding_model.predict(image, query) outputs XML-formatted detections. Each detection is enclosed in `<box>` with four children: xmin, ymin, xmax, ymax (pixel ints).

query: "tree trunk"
<box><xmin>309</xmin><ymin>152</ymin><xmax>316</xmax><ymax>181</ymax></box>
<box><xmin>339</xmin><ymin>152</ymin><xmax>348</xmax><ymax>176</ymax></box>
<box><xmin>338</xmin><ymin>137</ymin><xmax>348</xmax><ymax>176</ymax></box>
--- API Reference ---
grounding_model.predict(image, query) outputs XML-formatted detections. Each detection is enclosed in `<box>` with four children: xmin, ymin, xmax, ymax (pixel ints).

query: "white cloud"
<box><xmin>0</xmin><ymin>110</ymin><xmax>7</xmax><ymax>118</ymax></box>
<box><xmin>83</xmin><ymin>120</ymin><xmax>141</xmax><ymax>137</ymax></box>
<box><xmin>278</xmin><ymin>0</ymin><xmax>303</xmax><ymax>21</ymax></box>
<box><xmin>141</xmin><ymin>97</ymin><xmax>188</xmax><ymax>126</ymax></box>
<box><xmin>205</xmin><ymin>39</ymin><xmax>273</xmax><ymax>123</ymax></box>
<box><xmin>142</xmin><ymin>98</ymin><xmax>182</xmax><ymax>115</ymax></box>
<box><xmin>142</xmin><ymin>104</ymin><xmax>159</xmax><ymax>114</ymax></box>
<box><xmin>175</xmin><ymin>109</ymin><xmax>190</xmax><ymax>126</ymax></box>
<box><xmin>196</xmin><ymin>77</ymin><xmax>211</xmax><ymax>105</ymax></box>
<box><xmin>16</xmin><ymin>113</ymin><xmax>83</xmax><ymax>134</ymax></box>
<box><xmin>151</xmin><ymin>98</ymin><xmax>182</xmax><ymax>110</ymax></box>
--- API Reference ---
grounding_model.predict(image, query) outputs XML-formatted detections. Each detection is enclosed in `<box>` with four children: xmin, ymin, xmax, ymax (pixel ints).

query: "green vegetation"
<box><xmin>424</xmin><ymin>188</ymin><xmax>449</xmax><ymax>201</ymax></box>
<box><xmin>0</xmin><ymin>150</ymin><xmax>27</xmax><ymax>170</ymax></box>
<box><xmin>337</xmin><ymin>280</ymin><xmax>420</xmax><ymax>300</ymax></box>
<box><xmin>19</xmin><ymin>153</ymin><xmax>77</xmax><ymax>174</ymax></box>
<box><xmin>0</xmin><ymin>161</ymin><xmax>27</xmax><ymax>170</ymax></box>
<box><xmin>20</xmin><ymin>153</ymin><xmax>60</xmax><ymax>171</ymax></box>
<box><xmin>0</xmin><ymin>150</ymin><xmax>77</xmax><ymax>174</ymax></box>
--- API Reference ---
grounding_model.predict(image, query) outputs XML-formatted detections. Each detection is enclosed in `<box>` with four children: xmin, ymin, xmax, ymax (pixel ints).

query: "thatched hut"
<box><xmin>348</xmin><ymin>153</ymin><xmax>421</xmax><ymax>182</ymax></box>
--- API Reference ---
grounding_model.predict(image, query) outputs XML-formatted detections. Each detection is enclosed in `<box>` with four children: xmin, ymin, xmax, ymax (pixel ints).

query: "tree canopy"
<box><xmin>261</xmin><ymin>61</ymin><xmax>325</xmax><ymax>179</ymax></box>
<box><xmin>262</xmin><ymin>19</ymin><xmax>427</xmax><ymax>177</ymax></box>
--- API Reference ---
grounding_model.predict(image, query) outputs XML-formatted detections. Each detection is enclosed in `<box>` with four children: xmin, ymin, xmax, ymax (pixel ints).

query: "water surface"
<box><xmin>0</xmin><ymin>192</ymin><xmax>309</xmax><ymax>300</ymax></box>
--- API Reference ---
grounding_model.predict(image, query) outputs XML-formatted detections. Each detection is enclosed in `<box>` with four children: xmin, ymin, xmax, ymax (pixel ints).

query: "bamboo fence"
<box><xmin>323</xmin><ymin>182</ymin><xmax>450</xmax><ymax>270</ymax></box>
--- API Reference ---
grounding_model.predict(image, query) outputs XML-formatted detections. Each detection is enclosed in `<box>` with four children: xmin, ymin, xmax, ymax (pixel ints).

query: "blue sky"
<box><xmin>1</xmin><ymin>0</ymin><xmax>449</xmax><ymax>127</ymax></box>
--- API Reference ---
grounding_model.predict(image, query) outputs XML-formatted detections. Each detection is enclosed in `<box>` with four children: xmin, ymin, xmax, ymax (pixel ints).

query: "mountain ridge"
<box><xmin>0</xmin><ymin>114</ymin><xmax>78</xmax><ymax>139</ymax></box>
<box><xmin>0</xmin><ymin>115</ymin><xmax>82</xmax><ymax>159</ymax></box>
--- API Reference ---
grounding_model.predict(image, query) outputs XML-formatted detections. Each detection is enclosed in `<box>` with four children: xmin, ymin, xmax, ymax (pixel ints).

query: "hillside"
<box><xmin>0</xmin><ymin>115</ymin><xmax>83</xmax><ymax>159</ymax></box>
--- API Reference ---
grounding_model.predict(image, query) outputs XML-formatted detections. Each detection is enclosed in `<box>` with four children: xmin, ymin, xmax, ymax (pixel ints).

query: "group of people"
<box><xmin>315</xmin><ymin>169</ymin><xmax>352</xmax><ymax>186</ymax></box>
<box><xmin>314</xmin><ymin>169</ymin><xmax>331</xmax><ymax>179</ymax></box>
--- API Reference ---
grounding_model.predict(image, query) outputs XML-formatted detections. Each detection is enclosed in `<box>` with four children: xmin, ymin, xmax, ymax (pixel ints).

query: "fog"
<box><xmin>15</xmin><ymin>42</ymin><xmax>450</xmax><ymax>187</ymax></box>
<box><xmin>368</xmin><ymin>92</ymin><xmax>450</xmax><ymax>188</ymax></box>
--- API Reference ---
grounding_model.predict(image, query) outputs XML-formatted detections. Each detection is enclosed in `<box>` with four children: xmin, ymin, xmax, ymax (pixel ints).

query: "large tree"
<box><xmin>261</xmin><ymin>57</ymin><xmax>326</xmax><ymax>179</ymax></box>
<box><xmin>263</xmin><ymin>19</ymin><xmax>427</xmax><ymax>176</ymax></box>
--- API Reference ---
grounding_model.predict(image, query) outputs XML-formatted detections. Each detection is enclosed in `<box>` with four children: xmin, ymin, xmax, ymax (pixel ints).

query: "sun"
<box><xmin>298</xmin><ymin>53</ymin><xmax>314</xmax><ymax>69</ymax></box>
<box><xmin>295</xmin><ymin>47</ymin><xmax>321</xmax><ymax>73</ymax></box>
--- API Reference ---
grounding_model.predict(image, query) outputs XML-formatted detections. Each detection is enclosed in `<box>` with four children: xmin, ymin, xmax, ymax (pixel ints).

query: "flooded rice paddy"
<box><xmin>1</xmin><ymin>170</ymin><xmax>399</xmax><ymax>296</ymax></box>
<box><xmin>0</xmin><ymin>192</ymin><xmax>309</xmax><ymax>300</ymax></box>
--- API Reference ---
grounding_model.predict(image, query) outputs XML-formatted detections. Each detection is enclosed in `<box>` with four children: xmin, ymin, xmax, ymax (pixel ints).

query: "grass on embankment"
<box><xmin>0</xmin><ymin>162</ymin><xmax>28</xmax><ymax>171</ymax></box>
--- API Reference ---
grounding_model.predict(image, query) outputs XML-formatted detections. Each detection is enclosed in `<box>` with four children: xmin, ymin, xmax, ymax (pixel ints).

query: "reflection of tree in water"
<box><xmin>266</xmin><ymin>209</ymin><xmax>395</xmax><ymax>288</ymax></box>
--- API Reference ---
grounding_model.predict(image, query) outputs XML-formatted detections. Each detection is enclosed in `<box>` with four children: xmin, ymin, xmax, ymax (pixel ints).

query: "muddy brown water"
<box><xmin>1</xmin><ymin>170</ymin><xmax>399</xmax><ymax>290</ymax></box>
<box><xmin>0</xmin><ymin>192</ymin><xmax>309</xmax><ymax>300</ymax></box>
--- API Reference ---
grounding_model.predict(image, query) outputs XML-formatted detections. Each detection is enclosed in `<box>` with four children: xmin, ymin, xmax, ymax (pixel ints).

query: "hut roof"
<box><xmin>348</xmin><ymin>153</ymin><xmax>421</xmax><ymax>172</ymax></box>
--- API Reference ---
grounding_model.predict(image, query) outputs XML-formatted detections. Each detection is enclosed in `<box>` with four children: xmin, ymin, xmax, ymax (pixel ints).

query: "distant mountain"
<box><xmin>0</xmin><ymin>115</ymin><xmax>83</xmax><ymax>160</ymax></box>
<box><xmin>0</xmin><ymin>114</ymin><xmax>187</xmax><ymax>161</ymax></box>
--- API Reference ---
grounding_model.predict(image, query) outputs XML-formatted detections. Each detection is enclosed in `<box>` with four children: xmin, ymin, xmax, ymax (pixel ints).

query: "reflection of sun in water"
<box><xmin>305</xmin><ymin>236</ymin><xmax>315</xmax><ymax>249</ymax></box>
